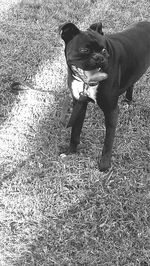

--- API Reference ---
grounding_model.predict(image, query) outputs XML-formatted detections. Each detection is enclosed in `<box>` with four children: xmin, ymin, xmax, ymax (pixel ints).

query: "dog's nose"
<box><xmin>93</xmin><ymin>54</ymin><xmax>100</xmax><ymax>61</ymax></box>
<box><xmin>92</xmin><ymin>54</ymin><xmax>104</xmax><ymax>63</ymax></box>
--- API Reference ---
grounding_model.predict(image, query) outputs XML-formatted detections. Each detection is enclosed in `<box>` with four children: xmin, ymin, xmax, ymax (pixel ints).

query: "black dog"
<box><xmin>60</xmin><ymin>21</ymin><xmax>150</xmax><ymax>172</ymax></box>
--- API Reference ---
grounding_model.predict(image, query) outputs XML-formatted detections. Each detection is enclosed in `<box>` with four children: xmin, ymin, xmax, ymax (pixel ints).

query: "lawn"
<box><xmin>0</xmin><ymin>0</ymin><xmax>150</xmax><ymax>265</ymax></box>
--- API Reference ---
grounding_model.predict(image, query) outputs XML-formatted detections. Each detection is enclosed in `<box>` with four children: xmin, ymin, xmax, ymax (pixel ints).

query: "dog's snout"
<box><xmin>92</xmin><ymin>53</ymin><xmax>104</xmax><ymax>64</ymax></box>
<box><xmin>93</xmin><ymin>54</ymin><xmax>100</xmax><ymax>61</ymax></box>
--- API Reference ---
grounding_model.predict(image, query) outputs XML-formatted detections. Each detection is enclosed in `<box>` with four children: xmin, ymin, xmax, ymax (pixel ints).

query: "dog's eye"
<box><xmin>101</xmin><ymin>48</ymin><xmax>107</xmax><ymax>55</ymax></box>
<box><xmin>79</xmin><ymin>48</ymin><xmax>90</xmax><ymax>54</ymax></box>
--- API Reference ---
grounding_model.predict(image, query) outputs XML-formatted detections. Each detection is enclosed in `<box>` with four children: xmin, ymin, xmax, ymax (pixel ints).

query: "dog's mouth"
<box><xmin>71</xmin><ymin>65</ymin><xmax>108</xmax><ymax>85</ymax></box>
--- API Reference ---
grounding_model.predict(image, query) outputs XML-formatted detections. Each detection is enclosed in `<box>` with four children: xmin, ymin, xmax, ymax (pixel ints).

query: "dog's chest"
<box><xmin>71</xmin><ymin>79</ymin><xmax>98</xmax><ymax>103</ymax></box>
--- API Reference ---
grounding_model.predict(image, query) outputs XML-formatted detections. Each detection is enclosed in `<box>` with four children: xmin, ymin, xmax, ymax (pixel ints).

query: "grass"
<box><xmin>0</xmin><ymin>0</ymin><xmax>92</xmax><ymax>124</ymax></box>
<box><xmin>0</xmin><ymin>0</ymin><xmax>150</xmax><ymax>265</ymax></box>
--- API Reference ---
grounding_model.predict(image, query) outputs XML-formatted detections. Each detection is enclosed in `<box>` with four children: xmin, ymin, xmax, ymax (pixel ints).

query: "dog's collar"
<box><xmin>72</xmin><ymin>72</ymin><xmax>98</xmax><ymax>100</ymax></box>
<box><xmin>72</xmin><ymin>73</ymin><xmax>98</xmax><ymax>86</ymax></box>
<box><xmin>69</xmin><ymin>65</ymin><xmax>99</xmax><ymax>102</ymax></box>
<box><xmin>70</xmin><ymin>66</ymin><xmax>99</xmax><ymax>86</ymax></box>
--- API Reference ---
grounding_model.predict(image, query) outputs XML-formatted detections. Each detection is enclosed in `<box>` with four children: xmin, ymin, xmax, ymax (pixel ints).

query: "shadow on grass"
<box><xmin>12</xmin><ymin>167</ymin><xmax>150</xmax><ymax>265</ymax></box>
<box><xmin>2</xmin><ymin>84</ymin><xmax>150</xmax><ymax>265</ymax></box>
<box><xmin>0</xmin><ymin>0</ymin><xmax>94</xmax><ymax>124</ymax></box>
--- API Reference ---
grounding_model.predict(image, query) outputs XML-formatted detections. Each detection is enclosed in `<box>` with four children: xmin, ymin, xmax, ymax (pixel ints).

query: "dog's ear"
<box><xmin>59</xmin><ymin>22</ymin><xmax>80</xmax><ymax>44</ymax></box>
<box><xmin>89</xmin><ymin>22</ymin><xmax>104</xmax><ymax>35</ymax></box>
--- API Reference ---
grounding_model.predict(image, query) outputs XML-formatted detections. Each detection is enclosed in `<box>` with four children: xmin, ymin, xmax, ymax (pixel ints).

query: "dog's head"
<box><xmin>60</xmin><ymin>22</ymin><xmax>109</xmax><ymax>84</ymax></box>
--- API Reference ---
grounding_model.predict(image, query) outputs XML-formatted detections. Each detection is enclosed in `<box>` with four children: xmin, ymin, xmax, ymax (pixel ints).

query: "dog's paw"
<box><xmin>59</xmin><ymin>145</ymin><xmax>77</xmax><ymax>156</ymax></box>
<box><xmin>98</xmin><ymin>156</ymin><xmax>111</xmax><ymax>172</ymax></box>
<box><xmin>60</xmin><ymin>153</ymin><xmax>67</xmax><ymax>158</ymax></box>
<box><xmin>122</xmin><ymin>97</ymin><xmax>132</xmax><ymax>105</ymax></box>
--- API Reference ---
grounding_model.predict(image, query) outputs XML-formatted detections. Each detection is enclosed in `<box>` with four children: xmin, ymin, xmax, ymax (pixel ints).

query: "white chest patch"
<box><xmin>71</xmin><ymin>79</ymin><xmax>98</xmax><ymax>103</ymax></box>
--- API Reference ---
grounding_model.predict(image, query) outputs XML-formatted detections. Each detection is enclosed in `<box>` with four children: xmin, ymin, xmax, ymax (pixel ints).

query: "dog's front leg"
<box><xmin>68</xmin><ymin>100</ymin><xmax>88</xmax><ymax>153</ymax></box>
<box><xmin>98</xmin><ymin>105</ymin><xmax>119</xmax><ymax>172</ymax></box>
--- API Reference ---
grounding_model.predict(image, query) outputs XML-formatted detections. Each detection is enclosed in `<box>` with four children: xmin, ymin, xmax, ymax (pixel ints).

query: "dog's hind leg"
<box><xmin>125</xmin><ymin>85</ymin><xmax>134</xmax><ymax>102</ymax></box>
